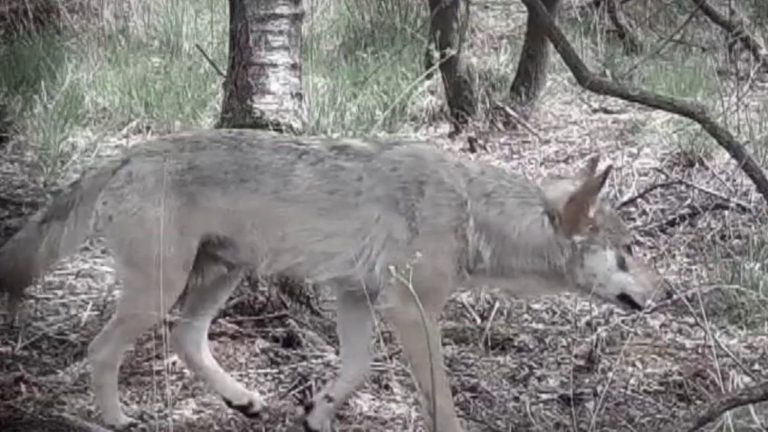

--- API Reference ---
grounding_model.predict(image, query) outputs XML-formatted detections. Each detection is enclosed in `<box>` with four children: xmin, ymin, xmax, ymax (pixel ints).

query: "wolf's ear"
<box><xmin>555</xmin><ymin>164</ymin><xmax>612</xmax><ymax>237</ymax></box>
<box><xmin>578</xmin><ymin>154</ymin><xmax>600</xmax><ymax>178</ymax></box>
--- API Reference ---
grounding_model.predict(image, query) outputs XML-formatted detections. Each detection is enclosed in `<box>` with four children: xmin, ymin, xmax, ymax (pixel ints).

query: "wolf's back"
<box><xmin>0</xmin><ymin>157</ymin><xmax>128</xmax><ymax>315</ymax></box>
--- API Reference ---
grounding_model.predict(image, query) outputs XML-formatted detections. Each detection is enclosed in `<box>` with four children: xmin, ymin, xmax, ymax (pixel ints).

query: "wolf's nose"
<box><xmin>616</xmin><ymin>293</ymin><xmax>642</xmax><ymax>311</ymax></box>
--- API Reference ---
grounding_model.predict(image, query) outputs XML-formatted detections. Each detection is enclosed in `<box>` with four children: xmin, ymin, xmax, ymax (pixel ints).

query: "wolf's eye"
<box><xmin>616</xmin><ymin>252</ymin><xmax>628</xmax><ymax>272</ymax></box>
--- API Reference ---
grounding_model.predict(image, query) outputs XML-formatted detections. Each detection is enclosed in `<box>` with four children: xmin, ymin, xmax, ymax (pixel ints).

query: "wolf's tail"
<box><xmin>0</xmin><ymin>157</ymin><xmax>129</xmax><ymax>317</ymax></box>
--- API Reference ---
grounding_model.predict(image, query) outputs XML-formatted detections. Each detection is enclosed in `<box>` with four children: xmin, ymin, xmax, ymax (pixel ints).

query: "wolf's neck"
<box><xmin>462</xmin><ymin>167</ymin><xmax>571</xmax><ymax>291</ymax></box>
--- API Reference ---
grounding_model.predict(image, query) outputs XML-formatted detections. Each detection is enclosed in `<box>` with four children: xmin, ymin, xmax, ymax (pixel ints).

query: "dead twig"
<box><xmin>650</xmin><ymin>201</ymin><xmax>740</xmax><ymax>233</ymax></box>
<box><xmin>195</xmin><ymin>43</ymin><xmax>226</xmax><ymax>78</ymax></box>
<box><xmin>496</xmin><ymin>103</ymin><xmax>544</xmax><ymax>142</ymax></box>
<box><xmin>521</xmin><ymin>0</ymin><xmax>768</xmax><ymax>205</ymax></box>
<box><xmin>654</xmin><ymin>168</ymin><xmax>752</xmax><ymax>212</ymax></box>
<box><xmin>617</xmin><ymin>180</ymin><xmax>680</xmax><ymax>209</ymax></box>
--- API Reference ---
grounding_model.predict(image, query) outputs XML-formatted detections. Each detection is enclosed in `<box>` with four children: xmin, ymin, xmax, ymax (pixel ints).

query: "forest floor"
<box><xmin>2</xmin><ymin>1</ymin><xmax>768</xmax><ymax>431</ymax></box>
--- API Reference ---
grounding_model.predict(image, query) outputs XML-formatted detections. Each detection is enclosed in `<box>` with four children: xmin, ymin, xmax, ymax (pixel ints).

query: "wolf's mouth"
<box><xmin>616</xmin><ymin>293</ymin><xmax>643</xmax><ymax>311</ymax></box>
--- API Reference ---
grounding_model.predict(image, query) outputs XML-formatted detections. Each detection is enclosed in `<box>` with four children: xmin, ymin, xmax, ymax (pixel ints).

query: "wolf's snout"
<box><xmin>616</xmin><ymin>292</ymin><xmax>643</xmax><ymax>311</ymax></box>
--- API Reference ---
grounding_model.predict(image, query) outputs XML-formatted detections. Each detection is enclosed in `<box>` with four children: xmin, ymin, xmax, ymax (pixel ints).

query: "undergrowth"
<box><xmin>1</xmin><ymin>0</ymin><xmax>768</xmax><ymax>329</ymax></box>
<box><xmin>565</xmin><ymin>1</ymin><xmax>768</xmax><ymax>328</ymax></box>
<box><xmin>0</xmin><ymin>0</ymin><xmax>226</xmax><ymax>178</ymax></box>
<box><xmin>0</xmin><ymin>0</ymin><xmax>437</xmax><ymax>179</ymax></box>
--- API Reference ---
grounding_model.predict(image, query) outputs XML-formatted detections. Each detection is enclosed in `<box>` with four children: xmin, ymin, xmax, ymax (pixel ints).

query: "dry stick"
<box><xmin>691</xmin><ymin>0</ymin><xmax>768</xmax><ymax>71</ymax></box>
<box><xmin>195</xmin><ymin>43</ymin><xmax>226</xmax><ymax>78</ymax></box>
<box><xmin>617</xmin><ymin>180</ymin><xmax>680</xmax><ymax>209</ymax></box>
<box><xmin>520</xmin><ymin>0</ymin><xmax>768</xmax><ymax>205</ymax></box>
<box><xmin>654</xmin><ymin>168</ymin><xmax>751</xmax><ymax>211</ymax></box>
<box><xmin>498</xmin><ymin>103</ymin><xmax>545</xmax><ymax>142</ymax></box>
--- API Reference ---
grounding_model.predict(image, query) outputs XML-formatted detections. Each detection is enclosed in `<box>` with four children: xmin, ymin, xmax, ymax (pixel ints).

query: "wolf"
<box><xmin>0</xmin><ymin>129</ymin><xmax>660</xmax><ymax>432</ymax></box>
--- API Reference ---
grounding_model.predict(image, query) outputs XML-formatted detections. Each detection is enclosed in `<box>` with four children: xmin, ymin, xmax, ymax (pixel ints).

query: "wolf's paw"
<box><xmin>301</xmin><ymin>400</ymin><xmax>334</xmax><ymax>432</ymax></box>
<box><xmin>222</xmin><ymin>392</ymin><xmax>266</xmax><ymax>418</ymax></box>
<box><xmin>103</xmin><ymin>412</ymin><xmax>139</xmax><ymax>430</ymax></box>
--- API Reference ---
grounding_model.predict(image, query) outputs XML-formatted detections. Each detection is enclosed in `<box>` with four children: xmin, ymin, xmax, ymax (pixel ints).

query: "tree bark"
<box><xmin>509</xmin><ymin>0</ymin><xmax>562</xmax><ymax>117</ymax></box>
<box><xmin>426</xmin><ymin>0</ymin><xmax>477</xmax><ymax>127</ymax></box>
<box><xmin>520</xmin><ymin>0</ymin><xmax>768</xmax><ymax>205</ymax></box>
<box><xmin>606</xmin><ymin>0</ymin><xmax>641</xmax><ymax>54</ymax></box>
<box><xmin>218</xmin><ymin>0</ymin><xmax>304</xmax><ymax>133</ymax></box>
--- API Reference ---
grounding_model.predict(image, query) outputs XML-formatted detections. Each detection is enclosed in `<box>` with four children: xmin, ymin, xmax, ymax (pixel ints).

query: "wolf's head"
<box><xmin>540</xmin><ymin>156</ymin><xmax>660</xmax><ymax>312</ymax></box>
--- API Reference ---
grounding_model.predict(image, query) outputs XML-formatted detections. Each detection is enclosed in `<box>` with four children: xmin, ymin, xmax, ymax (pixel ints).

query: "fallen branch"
<box><xmin>672</xmin><ymin>371</ymin><xmax>768</xmax><ymax>432</ymax></box>
<box><xmin>650</xmin><ymin>201</ymin><xmax>740</xmax><ymax>233</ymax></box>
<box><xmin>521</xmin><ymin>0</ymin><xmax>768</xmax><ymax>205</ymax></box>
<box><xmin>691</xmin><ymin>0</ymin><xmax>768</xmax><ymax>71</ymax></box>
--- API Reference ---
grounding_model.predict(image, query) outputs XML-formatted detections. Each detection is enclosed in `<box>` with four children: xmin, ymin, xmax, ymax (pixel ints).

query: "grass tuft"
<box><xmin>0</xmin><ymin>0</ymin><xmax>227</xmax><ymax>178</ymax></box>
<box><xmin>304</xmin><ymin>0</ymin><xmax>430</xmax><ymax>135</ymax></box>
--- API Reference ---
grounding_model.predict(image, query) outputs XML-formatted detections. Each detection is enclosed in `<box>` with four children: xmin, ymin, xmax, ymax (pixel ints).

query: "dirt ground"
<box><xmin>2</xmin><ymin>3</ymin><xmax>768</xmax><ymax>432</ymax></box>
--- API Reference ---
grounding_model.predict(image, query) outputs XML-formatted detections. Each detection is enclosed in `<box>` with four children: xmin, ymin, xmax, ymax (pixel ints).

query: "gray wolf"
<box><xmin>0</xmin><ymin>129</ymin><xmax>660</xmax><ymax>431</ymax></box>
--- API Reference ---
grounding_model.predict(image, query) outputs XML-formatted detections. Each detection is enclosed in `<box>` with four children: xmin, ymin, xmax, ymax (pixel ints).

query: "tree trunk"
<box><xmin>427</xmin><ymin>0</ymin><xmax>477</xmax><ymax>128</ymax></box>
<box><xmin>509</xmin><ymin>0</ymin><xmax>562</xmax><ymax>117</ymax></box>
<box><xmin>218</xmin><ymin>0</ymin><xmax>304</xmax><ymax>133</ymax></box>
<box><xmin>606</xmin><ymin>0</ymin><xmax>641</xmax><ymax>55</ymax></box>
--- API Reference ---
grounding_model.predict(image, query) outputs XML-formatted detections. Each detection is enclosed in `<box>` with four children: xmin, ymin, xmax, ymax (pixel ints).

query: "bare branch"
<box><xmin>520</xmin><ymin>0</ymin><xmax>768</xmax><ymax>205</ymax></box>
<box><xmin>692</xmin><ymin>0</ymin><xmax>768</xmax><ymax>71</ymax></box>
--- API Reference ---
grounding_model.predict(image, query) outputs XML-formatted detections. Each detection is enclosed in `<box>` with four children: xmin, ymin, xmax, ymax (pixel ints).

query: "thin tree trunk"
<box><xmin>427</xmin><ymin>0</ymin><xmax>477</xmax><ymax>127</ymax></box>
<box><xmin>606</xmin><ymin>0</ymin><xmax>641</xmax><ymax>54</ymax></box>
<box><xmin>509</xmin><ymin>0</ymin><xmax>562</xmax><ymax>117</ymax></box>
<box><xmin>218</xmin><ymin>0</ymin><xmax>304</xmax><ymax>132</ymax></box>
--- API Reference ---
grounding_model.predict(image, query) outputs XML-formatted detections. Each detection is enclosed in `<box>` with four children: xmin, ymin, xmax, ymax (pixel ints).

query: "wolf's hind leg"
<box><xmin>88</xmin><ymin>259</ymin><xmax>189</xmax><ymax>429</ymax></box>
<box><xmin>303</xmin><ymin>289</ymin><xmax>375</xmax><ymax>432</ymax></box>
<box><xmin>170</xmin><ymin>265</ymin><xmax>266</xmax><ymax>417</ymax></box>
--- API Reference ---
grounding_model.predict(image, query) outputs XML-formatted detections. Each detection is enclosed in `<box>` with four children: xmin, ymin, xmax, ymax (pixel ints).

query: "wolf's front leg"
<box><xmin>380</xmin><ymin>283</ymin><xmax>465</xmax><ymax>432</ymax></box>
<box><xmin>303</xmin><ymin>290</ymin><xmax>375</xmax><ymax>431</ymax></box>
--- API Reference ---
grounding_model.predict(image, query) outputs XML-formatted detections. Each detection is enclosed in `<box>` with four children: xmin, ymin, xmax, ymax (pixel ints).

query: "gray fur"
<box><xmin>0</xmin><ymin>129</ymin><xmax>659</xmax><ymax>431</ymax></box>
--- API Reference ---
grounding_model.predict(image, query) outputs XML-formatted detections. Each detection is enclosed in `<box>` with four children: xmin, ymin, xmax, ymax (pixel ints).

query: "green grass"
<box><xmin>709</xmin><ymin>230</ymin><xmax>768</xmax><ymax>330</ymax></box>
<box><xmin>560</xmin><ymin>8</ymin><xmax>726</xmax><ymax>158</ymax></box>
<box><xmin>304</xmin><ymin>0</ymin><xmax>430</xmax><ymax>135</ymax></box>
<box><xmin>0</xmin><ymin>0</ymin><xmax>227</xmax><ymax>178</ymax></box>
<box><xmin>0</xmin><ymin>0</ymin><xmax>436</xmax><ymax>177</ymax></box>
